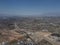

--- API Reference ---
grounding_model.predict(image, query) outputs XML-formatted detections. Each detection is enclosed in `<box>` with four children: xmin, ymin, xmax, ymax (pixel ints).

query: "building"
<box><xmin>50</xmin><ymin>33</ymin><xmax>60</xmax><ymax>41</ymax></box>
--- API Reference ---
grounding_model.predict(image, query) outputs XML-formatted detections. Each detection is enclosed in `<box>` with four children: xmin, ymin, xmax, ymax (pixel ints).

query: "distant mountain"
<box><xmin>0</xmin><ymin>12</ymin><xmax>60</xmax><ymax>18</ymax></box>
<box><xmin>41</xmin><ymin>12</ymin><xmax>60</xmax><ymax>16</ymax></box>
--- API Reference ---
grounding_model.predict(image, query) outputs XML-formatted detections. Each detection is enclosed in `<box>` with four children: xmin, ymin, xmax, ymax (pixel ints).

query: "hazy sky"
<box><xmin>0</xmin><ymin>0</ymin><xmax>60</xmax><ymax>16</ymax></box>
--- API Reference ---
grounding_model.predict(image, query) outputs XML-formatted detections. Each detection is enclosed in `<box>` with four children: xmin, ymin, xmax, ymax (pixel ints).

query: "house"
<box><xmin>50</xmin><ymin>33</ymin><xmax>60</xmax><ymax>41</ymax></box>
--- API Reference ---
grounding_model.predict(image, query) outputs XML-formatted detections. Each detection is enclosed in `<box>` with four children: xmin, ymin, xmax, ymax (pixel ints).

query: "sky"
<box><xmin>0</xmin><ymin>0</ymin><xmax>60</xmax><ymax>16</ymax></box>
